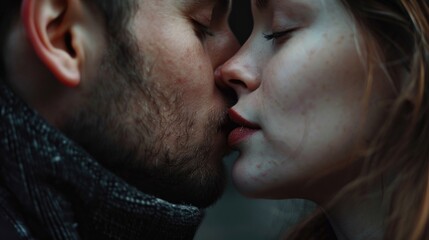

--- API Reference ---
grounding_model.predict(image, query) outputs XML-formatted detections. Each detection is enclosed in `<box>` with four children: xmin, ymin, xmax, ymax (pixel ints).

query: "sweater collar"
<box><xmin>0</xmin><ymin>84</ymin><xmax>203</xmax><ymax>239</ymax></box>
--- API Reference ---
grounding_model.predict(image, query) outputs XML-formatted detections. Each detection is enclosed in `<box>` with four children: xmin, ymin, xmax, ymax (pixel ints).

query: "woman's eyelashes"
<box><xmin>263</xmin><ymin>28</ymin><xmax>297</xmax><ymax>43</ymax></box>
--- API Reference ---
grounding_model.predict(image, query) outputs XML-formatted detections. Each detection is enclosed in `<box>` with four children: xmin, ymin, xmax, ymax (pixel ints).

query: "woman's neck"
<box><xmin>323</xmin><ymin>188</ymin><xmax>388</xmax><ymax>240</ymax></box>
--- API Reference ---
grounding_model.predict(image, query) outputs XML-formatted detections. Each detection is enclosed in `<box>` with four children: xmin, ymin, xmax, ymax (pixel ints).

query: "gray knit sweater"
<box><xmin>0</xmin><ymin>83</ymin><xmax>203</xmax><ymax>240</ymax></box>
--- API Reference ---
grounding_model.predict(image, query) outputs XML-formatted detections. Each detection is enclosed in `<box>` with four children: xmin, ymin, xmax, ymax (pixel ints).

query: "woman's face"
<box><xmin>218</xmin><ymin>0</ymin><xmax>392</xmax><ymax>201</ymax></box>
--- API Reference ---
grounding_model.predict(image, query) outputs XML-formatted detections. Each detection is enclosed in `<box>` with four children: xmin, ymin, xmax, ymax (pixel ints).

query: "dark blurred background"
<box><xmin>228</xmin><ymin>0</ymin><xmax>253</xmax><ymax>45</ymax></box>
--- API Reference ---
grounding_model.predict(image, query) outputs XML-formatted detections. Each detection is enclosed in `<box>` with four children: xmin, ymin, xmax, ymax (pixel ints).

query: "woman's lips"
<box><xmin>228</xmin><ymin>109</ymin><xmax>261</xmax><ymax>146</ymax></box>
<box><xmin>228</xmin><ymin>127</ymin><xmax>259</xmax><ymax>146</ymax></box>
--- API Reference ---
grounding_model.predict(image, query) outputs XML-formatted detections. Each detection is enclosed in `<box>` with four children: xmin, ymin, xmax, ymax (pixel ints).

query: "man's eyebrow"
<box><xmin>255</xmin><ymin>0</ymin><xmax>269</xmax><ymax>10</ymax></box>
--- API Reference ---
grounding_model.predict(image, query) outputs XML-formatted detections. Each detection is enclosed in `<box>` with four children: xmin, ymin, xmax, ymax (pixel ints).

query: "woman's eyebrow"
<box><xmin>256</xmin><ymin>0</ymin><xmax>269</xmax><ymax>10</ymax></box>
<box><xmin>186</xmin><ymin>0</ymin><xmax>229</xmax><ymax>8</ymax></box>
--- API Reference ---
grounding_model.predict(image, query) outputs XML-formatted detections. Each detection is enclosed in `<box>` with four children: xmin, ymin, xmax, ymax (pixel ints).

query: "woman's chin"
<box><xmin>231</xmin><ymin>159</ymin><xmax>276</xmax><ymax>199</ymax></box>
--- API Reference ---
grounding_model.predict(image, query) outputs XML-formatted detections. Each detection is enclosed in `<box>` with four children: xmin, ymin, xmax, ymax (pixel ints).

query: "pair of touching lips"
<box><xmin>228</xmin><ymin>109</ymin><xmax>261</xmax><ymax>147</ymax></box>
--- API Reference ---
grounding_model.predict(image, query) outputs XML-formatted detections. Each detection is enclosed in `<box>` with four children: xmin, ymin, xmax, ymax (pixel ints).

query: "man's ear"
<box><xmin>21</xmin><ymin>0</ymin><xmax>91</xmax><ymax>87</ymax></box>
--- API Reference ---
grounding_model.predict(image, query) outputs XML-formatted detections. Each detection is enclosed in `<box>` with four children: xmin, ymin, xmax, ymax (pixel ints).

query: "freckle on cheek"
<box><xmin>176</xmin><ymin>78</ymin><xmax>185</xmax><ymax>84</ymax></box>
<box><xmin>321</xmin><ymin>84</ymin><xmax>327</xmax><ymax>90</ymax></box>
<box><xmin>336</xmin><ymin>35</ymin><xmax>345</xmax><ymax>44</ymax></box>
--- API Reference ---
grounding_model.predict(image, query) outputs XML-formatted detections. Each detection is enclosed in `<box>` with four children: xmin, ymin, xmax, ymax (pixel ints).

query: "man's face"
<box><xmin>64</xmin><ymin>0</ymin><xmax>239</xmax><ymax>207</ymax></box>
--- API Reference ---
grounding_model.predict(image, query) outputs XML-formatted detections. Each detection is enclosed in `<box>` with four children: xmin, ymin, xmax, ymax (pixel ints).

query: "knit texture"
<box><xmin>0</xmin><ymin>83</ymin><xmax>203</xmax><ymax>240</ymax></box>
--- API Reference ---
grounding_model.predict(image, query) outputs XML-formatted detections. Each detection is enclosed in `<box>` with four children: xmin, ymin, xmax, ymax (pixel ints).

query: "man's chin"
<box><xmin>167</xmin><ymin>173</ymin><xmax>227</xmax><ymax>208</ymax></box>
<box><xmin>117</xmin><ymin>159</ymin><xmax>227</xmax><ymax>208</ymax></box>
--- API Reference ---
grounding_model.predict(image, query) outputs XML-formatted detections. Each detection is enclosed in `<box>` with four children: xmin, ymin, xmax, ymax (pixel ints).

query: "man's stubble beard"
<box><xmin>62</xmin><ymin>30</ymin><xmax>227</xmax><ymax>208</ymax></box>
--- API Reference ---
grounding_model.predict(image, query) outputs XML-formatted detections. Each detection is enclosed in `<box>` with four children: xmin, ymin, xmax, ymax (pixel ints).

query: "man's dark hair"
<box><xmin>0</xmin><ymin>0</ymin><xmax>137</xmax><ymax>80</ymax></box>
<box><xmin>0</xmin><ymin>1</ymin><xmax>20</xmax><ymax>79</ymax></box>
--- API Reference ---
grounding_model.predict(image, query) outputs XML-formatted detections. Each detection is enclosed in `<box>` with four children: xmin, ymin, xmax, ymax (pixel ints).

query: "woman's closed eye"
<box><xmin>263</xmin><ymin>28</ymin><xmax>297</xmax><ymax>44</ymax></box>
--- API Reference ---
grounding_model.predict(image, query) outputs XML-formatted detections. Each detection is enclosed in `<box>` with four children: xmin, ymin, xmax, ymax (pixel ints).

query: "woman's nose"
<box><xmin>215</xmin><ymin>47</ymin><xmax>261</xmax><ymax>95</ymax></box>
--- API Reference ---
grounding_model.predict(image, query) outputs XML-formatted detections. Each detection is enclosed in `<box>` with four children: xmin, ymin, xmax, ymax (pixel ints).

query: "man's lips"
<box><xmin>228</xmin><ymin>109</ymin><xmax>261</xmax><ymax>146</ymax></box>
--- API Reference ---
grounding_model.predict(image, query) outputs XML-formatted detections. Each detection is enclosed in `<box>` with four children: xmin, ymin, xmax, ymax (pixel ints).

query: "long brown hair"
<box><xmin>287</xmin><ymin>1</ymin><xmax>429</xmax><ymax>239</ymax></box>
<box><xmin>344</xmin><ymin>1</ymin><xmax>428</xmax><ymax>239</ymax></box>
